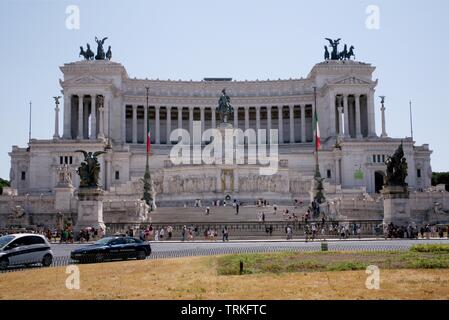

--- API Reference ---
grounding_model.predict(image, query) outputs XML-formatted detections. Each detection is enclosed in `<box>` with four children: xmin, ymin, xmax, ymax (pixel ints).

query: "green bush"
<box><xmin>410</xmin><ymin>244</ymin><xmax>449</xmax><ymax>253</ymax></box>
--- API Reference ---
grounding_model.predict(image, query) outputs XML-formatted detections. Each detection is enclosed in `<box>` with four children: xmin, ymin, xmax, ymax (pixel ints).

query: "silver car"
<box><xmin>0</xmin><ymin>233</ymin><xmax>53</xmax><ymax>270</ymax></box>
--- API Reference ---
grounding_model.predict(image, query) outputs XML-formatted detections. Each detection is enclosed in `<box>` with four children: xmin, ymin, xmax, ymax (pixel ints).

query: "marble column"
<box><xmin>381</xmin><ymin>99</ymin><xmax>388</xmax><ymax>138</ymax></box>
<box><xmin>337</xmin><ymin>105</ymin><xmax>344</xmax><ymax>137</ymax></box>
<box><xmin>368</xmin><ymin>91</ymin><xmax>377</xmax><ymax>137</ymax></box>
<box><xmin>300</xmin><ymin>104</ymin><xmax>306</xmax><ymax>143</ymax></box>
<box><xmin>329</xmin><ymin>91</ymin><xmax>336</xmax><ymax>136</ymax></box>
<box><xmin>278</xmin><ymin>105</ymin><xmax>284</xmax><ymax>144</ymax></box>
<box><xmin>90</xmin><ymin>95</ymin><xmax>97</xmax><ymax>140</ymax></box>
<box><xmin>155</xmin><ymin>106</ymin><xmax>160</xmax><ymax>144</ymax></box>
<box><xmin>200</xmin><ymin>106</ymin><xmax>205</xmax><ymax>134</ymax></box>
<box><xmin>355</xmin><ymin>94</ymin><xmax>362</xmax><ymax>139</ymax></box>
<box><xmin>121</xmin><ymin>104</ymin><xmax>126</xmax><ymax>143</ymax></box>
<box><xmin>132</xmin><ymin>104</ymin><xmax>137</xmax><ymax>144</ymax></box>
<box><xmin>255</xmin><ymin>106</ymin><xmax>261</xmax><ymax>133</ymax></box>
<box><xmin>143</xmin><ymin>104</ymin><xmax>148</xmax><ymax>145</ymax></box>
<box><xmin>289</xmin><ymin>105</ymin><xmax>295</xmax><ymax>144</ymax></box>
<box><xmin>211</xmin><ymin>107</ymin><xmax>216</xmax><ymax>129</ymax></box>
<box><xmin>234</xmin><ymin>105</ymin><xmax>238</xmax><ymax>128</ymax></box>
<box><xmin>188</xmin><ymin>107</ymin><xmax>193</xmax><ymax>134</ymax></box>
<box><xmin>167</xmin><ymin>106</ymin><xmax>172</xmax><ymax>144</ymax></box>
<box><xmin>53</xmin><ymin>98</ymin><xmax>60</xmax><ymax>139</ymax></box>
<box><xmin>62</xmin><ymin>93</ymin><xmax>71</xmax><ymax>139</ymax></box>
<box><xmin>97</xmin><ymin>95</ymin><xmax>105</xmax><ymax>140</ymax></box>
<box><xmin>244</xmin><ymin>106</ymin><xmax>249</xmax><ymax>131</ymax></box>
<box><xmin>178</xmin><ymin>107</ymin><xmax>183</xmax><ymax>129</ymax></box>
<box><xmin>267</xmin><ymin>106</ymin><xmax>272</xmax><ymax>138</ymax></box>
<box><xmin>343</xmin><ymin>95</ymin><xmax>350</xmax><ymax>138</ymax></box>
<box><xmin>77</xmin><ymin>95</ymin><xmax>84</xmax><ymax>140</ymax></box>
<box><xmin>98</xmin><ymin>104</ymin><xmax>105</xmax><ymax>140</ymax></box>
<box><xmin>335</xmin><ymin>159</ymin><xmax>341</xmax><ymax>184</ymax></box>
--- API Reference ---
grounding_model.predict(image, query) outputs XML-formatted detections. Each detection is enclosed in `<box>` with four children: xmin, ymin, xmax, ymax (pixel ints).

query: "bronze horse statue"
<box><xmin>79</xmin><ymin>44</ymin><xmax>94</xmax><ymax>60</ymax></box>
<box><xmin>217</xmin><ymin>89</ymin><xmax>233</xmax><ymax>124</ymax></box>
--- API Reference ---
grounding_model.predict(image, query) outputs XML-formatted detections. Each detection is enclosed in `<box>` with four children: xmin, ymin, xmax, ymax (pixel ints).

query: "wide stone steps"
<box><xmin>148</xmin><ymin>205</ymin><xmax>308</xmax><ymax>223</ymax></box>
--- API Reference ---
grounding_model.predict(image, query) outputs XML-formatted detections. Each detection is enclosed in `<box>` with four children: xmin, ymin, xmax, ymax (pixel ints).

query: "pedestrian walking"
<box><xmin>206</xmin><ymin>206</ymin><xmax>210</xmax><ymax>215</ymax></box>
<box><xmin>181</xmin><ymin>225</ymin><xmax>186</xmax><ymax>241</ymax></box>
<box><xmin>222</xmin><ymin>226</ymin><xmax>229</xmax><ymax>242</ymax></box>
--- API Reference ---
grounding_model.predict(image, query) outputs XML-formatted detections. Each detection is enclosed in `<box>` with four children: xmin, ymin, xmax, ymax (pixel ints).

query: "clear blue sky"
<box><xmin>0</xmin><ymin>0</ymin><xmax>448</xmax><ymax>180</ymax></box>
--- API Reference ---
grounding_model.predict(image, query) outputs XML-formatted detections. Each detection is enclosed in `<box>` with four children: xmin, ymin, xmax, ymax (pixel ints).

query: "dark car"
<box><xmin>70</xmin><ymin>236</ymin><xmax>151</xmax><ymax>263</ymax></box>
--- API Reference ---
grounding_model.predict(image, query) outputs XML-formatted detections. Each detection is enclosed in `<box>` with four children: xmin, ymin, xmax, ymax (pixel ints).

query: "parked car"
<box><xmin>70</xmin><ymin>236</ymin><xmax>152</xmax><ymax>263</ymax></box>
<box><xmin>0</xmin><ymin>233</ymin><xmax>53</xmax><ymax>270</ymax></box>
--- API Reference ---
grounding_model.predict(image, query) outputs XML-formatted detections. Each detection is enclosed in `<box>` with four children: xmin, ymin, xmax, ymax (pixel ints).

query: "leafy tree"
<box><xmin>0</xmin><ymin>178</ymin><xmax>10</xmax><ymax>195</ymax></box>
<box><xmin>432</xmin><ymin>172</ymin><xmax>449</xmax><ymax>191</ymax></box>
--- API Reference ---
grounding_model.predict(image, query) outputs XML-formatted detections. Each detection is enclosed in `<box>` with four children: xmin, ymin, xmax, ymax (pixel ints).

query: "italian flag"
<box><xmin>314</xmin><ymin>110</ymin><xmax>321</xmax><ymax>151</ymax></box>
<box><xmin>146</xmin><ymin>127</ymin><xmax>151</xmax><ymax>154</ymax></box>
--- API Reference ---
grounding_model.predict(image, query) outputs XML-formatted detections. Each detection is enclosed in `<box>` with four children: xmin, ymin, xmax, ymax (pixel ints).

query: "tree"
<box><xmin>432</xmin><ymin>172</ymin><xmax>449</xmax><ymax>191</ymax></box>
<box><xmin>0</xmin><ymin>178</ymin><xmax>10</xmax><ymax>195</ymax></box>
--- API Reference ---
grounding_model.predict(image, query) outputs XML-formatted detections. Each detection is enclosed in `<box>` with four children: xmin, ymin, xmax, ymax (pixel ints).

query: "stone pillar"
<box><xmin>278</xmin><ymin>105</ymin><xmax>284</xmax><ymax>143</ymax></box>
<box><xmin>132</xmin><ymin>104</ymin><xmax>137</xmax><ymax>144</ymax></box>
<box><xmin>121</xmin><ymin>103</ymin><xmax>126</xmax><ymax>143</ymax></box>
<box><xmin>300</xmin><ymin>104</ymin><xmax>306</xmax><ymax>143</ymax></box>
<box><xmin>329</xmin><ymin>91</ymin><xmax>336</xmax><ymax>136</ymax></box>
<box><xmin>381</xmin><ymin>97</ymin><xmax>388</xmax><ymax>138</ymax></box>
<box><xmin>53</xmin><ymin>98</ymin><xmax>61</xmax><ymax>139</ymax></box>
<box><xmin>200</xmin><ymin>106</ymin><xmax>205</xmax><ymax>133</ymax></box>
<box><xmin>244</xmin><ymin>106</ymin><xmax>249</xmax><ymax>131</ymax></box>
<box><xmin>343</xmin><ymin>94</ymin><xmax>350</xmax><ymax>138</ymax></box>
<box><xmin>75</xmin><ymin>188</ymin><xmax>106</xmax><ymax>234</ymax></box>
<box><xmin>167</xmin><ymin>106</ymin><xmax>172</xmax><ymax>144</ymax></box>
<box><xmin>155</xmin><ymin>106</ymin><xmax>160</xmax><ymax>144</ymax></box>
<box><xmin>233</xmin><ymin>105</ymin><xmax>238</xmax><ymax>128</ymax></box>
<box><xmin>337</xmin><ymin>105</ymin><xmax>344</xmax><ymax>137</ymax></box>
<box><xmin>211</xmin><ymin>107</ymin><xmax>216</xmax><ymax>129</ymax></box>
<box><xmin>255</xmin><ymin>106</ymin><xmax>261</xmax><ymax>133</ymax></box>
<box><xmin>62</xmin><ymin>93</ymin><xmax>71</xmax><ymax>139</ymax></box>
<box><xmin>368</xmin><ymin>91</ymin><xmax>377</xmax><ymax>137</ymax></box>
<box><xmin>77</xmin><ymin>95</ymin><xmax>84</xmax><ymax>140</ymax></box>
<box><xmin>289</xmin><ymin>105</ymin><xmax>295</xmax><ymax>144</ymax></box>
<box><xmin>382</xmin><ymin>186</ymin><xmax>411</xmax><ymax>225</ymax></box>
<box><xmin>178</xmin><ymin>107</ymin><xmax>183</xmax><ymax>129</ymax></box>
<box><xmin>188</xmin><ymin>107</ymin><xmax>193</xmax><ymax>135</ymax></box>
<box><xmin>144</xmin><ymin>104</ymin><xmax>148</xmax><ymax>145</ymax></box>
<box><xmin>355</xmin><ymin>94</ymin><xmax>362</xmax><ymax>139</ymax></box>
<box><xmin>267</xmin><ymin>106</ymin><xmax>272</xmax><ymax>140</ymax></box>
<box><xmin>90</xmin><ymin>95</ymin><xmax>97</xmax><ymax>140</ymax></box>
<box><xmin>335</xmin><ymin>159</ymin><xmax>340</xmax><ymax>184</ymax></box>
<box><xmin>98</xmin><ymin>97</ymin><xmax>105</xmax><ymax>141</ymax></box>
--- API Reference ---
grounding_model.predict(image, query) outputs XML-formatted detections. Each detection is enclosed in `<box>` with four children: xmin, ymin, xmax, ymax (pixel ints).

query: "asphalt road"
<box><xmin>50</xmin><ymin>238</ymin><xmax>449</xmax><ymax>258</ymax></box>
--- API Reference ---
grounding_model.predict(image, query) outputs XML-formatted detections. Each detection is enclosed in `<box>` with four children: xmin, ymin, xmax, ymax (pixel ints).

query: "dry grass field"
<box><xmin>1</xmin><ymin>247</ymin><xmax>449</xmax><ymax>300</ymax></box>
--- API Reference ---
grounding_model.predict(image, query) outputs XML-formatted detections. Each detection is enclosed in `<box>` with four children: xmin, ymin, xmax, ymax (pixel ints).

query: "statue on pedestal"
<box><xmin>384</xmin><ymin>143</ymin><xmax>408</xmax><ymax>187</ymax></box>
<box><xmin>75</xmin><ymin>150</ymin><xmax>106</xmax><ymax>188</ymax></box>
<box><xmin>217</xmin><ymin>89</ymin><xmax>233</xmax><ymax>125</ymax></box>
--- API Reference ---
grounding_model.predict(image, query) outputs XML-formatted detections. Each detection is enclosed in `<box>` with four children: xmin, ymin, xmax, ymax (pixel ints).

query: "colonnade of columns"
<box><xmin>62</xmin><ymin>93</ymin><xmax>108</xmax><ymax>140</ymax></box>
<box><xmin>123</xmin><ymin>104</ymin><xmax>314</xmax><ymax>145</ymax></box>
<box><xmin>333</xmin><ymin>93</ymin><xmax>376</xmax><ymax>139</ymax></box>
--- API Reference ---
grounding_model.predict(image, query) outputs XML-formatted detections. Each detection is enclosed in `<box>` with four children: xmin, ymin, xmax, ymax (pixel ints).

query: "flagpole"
<box><xmin>28</xmin><ymin>101</ymin><xmax>32</xmax><ymax>143</ymax></box>
<box><xmin>409</xmin><ymin>99</ymin><xmax>414</xmax><ymax>141</ymax></box>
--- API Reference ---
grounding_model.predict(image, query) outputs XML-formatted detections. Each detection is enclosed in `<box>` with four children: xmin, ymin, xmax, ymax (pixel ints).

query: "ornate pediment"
<box><xmin>331</xmin><ymin>76</ymin><xmax>372</xmax><ymax>85</ymax></box>
<box><xmin>68</xmin><ymin>75</ymin><xmax>112</xmax><ymax>85</ymax></box>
